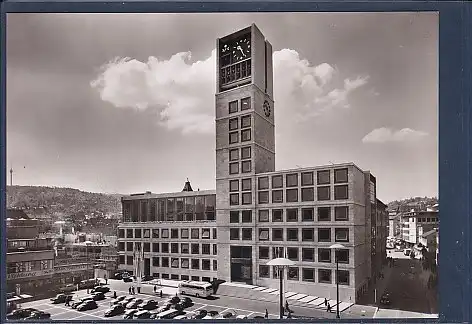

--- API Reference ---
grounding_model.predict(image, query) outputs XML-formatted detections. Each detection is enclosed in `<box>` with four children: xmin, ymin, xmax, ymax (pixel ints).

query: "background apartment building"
<box><xmin>117</xmin><ymin>24</ymin><xmax>386</xmax><ymax>303</ymax></box>
<box><xmin>401</xmin><ymin>210</ymin><xmax>439</xmax><ymax>246</ymax></box>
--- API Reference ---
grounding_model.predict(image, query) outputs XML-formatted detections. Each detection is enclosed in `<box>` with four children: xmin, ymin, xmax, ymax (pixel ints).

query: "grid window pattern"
<box><xmin>272</xmin><ymin>209</ymin><xmax>283</xmax><ymax>222</ymax></box>
<box><xmin>334</xmin><ymin>168</ymin><xmax>348</xmax><ymax>183</ymax></box>
<box><xmin>317</xmin><ymin>170</ymin><xmax>330</xmax><ymax>185</ymax></box>
<box><xmin>229</xmin><ymin>100</ymin><xmax>238</xmax><ymax>114</ymax></box>
<box><xmin>272</xmin><ymin>175</ymin><xmax>283</xmax><ymax>188</ymax></box>
<box><xmin>229</xmin><ymin>149</ymin><xmax>239</xmax><ymax>161</ymax></box>
<box><xmin>301</xmin><ymin>172</ymin><xmax>314</xmax><ymax>186</ymax></box>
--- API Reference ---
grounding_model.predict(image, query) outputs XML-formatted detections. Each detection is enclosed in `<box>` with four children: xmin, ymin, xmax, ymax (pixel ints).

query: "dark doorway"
<box><xmin>144</xmin><ymin>258</ymin><xmax>151</xmax><ymax>276</ymax></box>
<box><xmin>230</xmin><ymin>246</ymin><xmax>253</xmax><ymax>284</ymax></box>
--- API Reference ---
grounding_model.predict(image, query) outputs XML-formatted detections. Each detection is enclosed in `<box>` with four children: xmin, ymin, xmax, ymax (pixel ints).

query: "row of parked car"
<box><xmin>6</xmin><ymin>308</ymin><xmax>51</xmax><ymax>320</ymax></box>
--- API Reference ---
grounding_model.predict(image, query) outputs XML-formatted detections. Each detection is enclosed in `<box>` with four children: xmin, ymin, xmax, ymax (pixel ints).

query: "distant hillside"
<box><xmin>6</xmin><ymin>185</ymin><xmax>122</xmax><ymax>218</ymax></box>
<box><xmin>387</xmin><ymin>196</ymin><xmax>438</xmax><ymax>212</ymax></box>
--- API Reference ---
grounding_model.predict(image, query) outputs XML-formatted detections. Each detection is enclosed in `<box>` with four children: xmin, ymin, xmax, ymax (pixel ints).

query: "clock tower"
<box><xmin>215</xmin><ymin>24</ymin><xmax>275</xmax><ymax>283</ymax></box>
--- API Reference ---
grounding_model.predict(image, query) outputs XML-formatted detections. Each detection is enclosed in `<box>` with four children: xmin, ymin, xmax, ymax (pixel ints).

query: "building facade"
<box><xmin>117</xmin><ymin>25</ymin><xmax>386</xmax><ymax>303</ymax></box>
<box><xmin>401</xmin><ymin>210</ymin><xmax>439</xmax><ymax>245</ymax></box>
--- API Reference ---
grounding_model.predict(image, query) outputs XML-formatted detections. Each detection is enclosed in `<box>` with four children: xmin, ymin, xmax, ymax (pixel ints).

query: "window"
<box><xmin>135</xmin><ymin>229</ymin><xmax>142</xmax><ymax>238</ymax></box>
<box><xmin>212</xmin><ymin>228</ymin><xmax>217</xmax><ymax>239</ymax></box>
<box><xmin>152</xmin><ymin>257</ymin><xmax>159</xmax><ymax>267</ymax></box>
<box><xmin>181</xmin><ymin>243</ymin><xmax>189</xmax><ymax>254</ymax></box>
<box><xmin>242</xmin><ymin>228</ymin><xmax>252</xmax><ymax>240</ymax></box>
<box><xmin>161</xmin><ymin>229</ymin><xmax>169</xmax><ymax>238</ymax></box>
<box><xmin>334</xmin><ymin>185</ymin><xmax>349</xmax><ymax>200</ymax></box>
<box><xmin>230</xmin><ymin>180</ymin><xmax>239</xmax><ymax>192</ymax></box>
<box><xmin>202</xmin><ymin>259</ymin><xmax>211</xmax><ymax>270</ymax></box>
<box><xmin>171</xmin><ymin>229</ymin><xmax>179</xmax><ymax>239</ymax></box>
<box><xmin>286</xmin><ymin>189</ymin><xmax>298</xmax><ymax>202</ymax></box>
<box><xmin>161</xmin><ymin>257</ymin><xmax>169</xmax><ymax>267</ymax></box>
<box><xmin>229</xmin><ymin>118</ymin><xmax>239</xmax><ymax>131</ymax></box>
<box><xmin>241</xmin><ymin>129</ymin><xmax>251</xmax><ymax>142</ymax></box>
<box><xmin>259</xmin><ymin>265</ymin><xmax>269</xmax><ymax>278</ymax></box>
<box><xmin>229</xmin><ymin>162</ymin><xmax>239</xmax><ymax>174</ymax></box>
<box><xmin>242</xmin><ymin>178</ymin><xmax>252</xmax><ymax>191</ymax></box>
<box><xmin>259</xmin><ymin>246</ymin><xmax>270</xmax><ymax>259</ymax></box>
<box><xmin>287</xmin><ymin>247</ymin><xmax>299</xmax><ymax>261</ymax></box>
<box><xmin>241</xmin><ymin>161</ymin><xmax>251</xmax><ymax>173</ymax></box>
<box><xmin>118</xmin><ymin>242</ymin><xmax>125</xmax><ymax>251</ymax></box>
<box><xmin>272</xmin><ymin>209</ymin><xmax>283</xmax><ymax>222</ymax></box>
<box><xmin>229</xmin><ymin>100</ymin><xmax>238</xmax><ymax>114</ymax></box>
<box><xmin>334</xmin><ymin>168</ymin><xmax>348</xmax><ymax>183</ymax></box>
<box><xmin>318</xmin><ymin>249</ymin><xmax>331</xmax><ymax>262</ymax></box>
<box><xmin>191</xmin><ymin>243</ymin><xmax>200</xmax><ymax>254</ymax></box>
<box><xmin>301</xmin><ymin>188</ymin><xmax>314</xmax><ymax>202</ymax></box>
<box><xmin>191</xmin><ymin>276</ymin><xmax>199</xmax><ymax>281</ymax></box>
<box><xmin>287</xmin><ymin>228</ymin><xmax>298</xmax><ymax>241</ymax></box>
<box><xmin>127</xmin><ymin>256</ymin><xmax>133</xmax><ymax>265</ymax></box>
<box><xmin>258</xmin><ymin>191</ymin><xmax>269</xmax><ymax>204</ymax></box>
<box><xmin>229</xmin><ymin>149</ymin><xmax>239</xmax><ymax>161</ymax></box>
<box><xmin>171</xmin><ymin>258</ymin><xmax>179</xmax><ymax>268</ymax></box>
<box><xmin>161</xmin><ymin>243</ymin><xmax>169</xmax><ymax>253</ymax></box>
<box><xmin>126</xmin><ymin>229</ymin><xmax>133</xmax><ymax>238</ymax></box>
<box><xmin>118</xmin><ymin>229</ymin><xmax>125</xmax><ymax>238</ymax></box>
<box><xmin>242</xmin><ymin>192</ymin><xmax>252</xmax><ymax>204</ymax></box>
<box><xmin>318</xmin><ymin>207</ymin><xmax>331</xmax><ymax>221</ymax></box>
<box><xmin>202</xmin><ymin>228</ymin><xmax>211</xmax><ymax>239</ymax></box>
<box><xmin>241</xmin><ymin>97</ymin><xmax>251</xmax><ymax>111</ymax></box>
<box><xmin>335</xmin><ymin>228</ymin><xmax>349</xmax><ymax>242</ymax></box>
<box><xmin>335</xmin><ymin>206</ymin><xmax>349</xmax><ymax>221</ymax></box>
<box><xmin>318</xmin><ymin>228</ymin><xmax>331</xmax><ymax>242</ymax></box>
<box><xmin>119</xmin><ymin>255</ymin><xmax>126</xmax><ymax>264</ymax></box>
<box><xmin>259</xmin><ymin>229</ymin><xmax>269</xmax><ymax>241</ymax></box>
<box><xmin>286</xmin><ymin>173</ymin><xmax>298</xmax><ymax>187</ymax></box>
<box><xmin>191</xmin><ymin>259</ymin><xmax>200</xmax><ymax>270</ymax></box>
<box><xmin>318</xmin><ymin>269</ymin><xmax>332</xmax><ymax>284</ymax></box>
<box><xmin>241</xmin><ymin>146</ymin><xmax>251</xmax><ymax>159</ymax></box>
<box><xmin>126</xmin><ymin>242</ymin><xmax>133</xmax><ymax>251</ymax></box>
<box><xmin>336</xmin><ymin>249</ymin><xmax>350</xmax><ymax>264</ymax></box>
<box><xmin>181</xmin><ymin>229</ymin><xmax>189</xmax><ymax>239</ymax></box>
<box><xmin>288</xmin><ymin>267</ymin><xmax>299</xmax><ymax>281</ymax></box>
<box><xmin>273</xmin><ymin>247</ymin><xmax>284</xmax><ymax>259</ymax></box>
<box><xmin>272</xmin><ymin>190</ymin><xmax>283</xmax><ymax>203</ymax></box>
<box><xmin>241</xmin><ymin>115</ymin><xmax>251</xmax><ymax>128</ymax></box>
<box><xmin>273</xmin><ymin>229</ymin><xmax>284</xmax><ymax>241</ymax></box>
<box><xmin>286</xmin><ymin>208</ymin><xmax>298</xmax><ymax>222</ymax></box>
<box><xmin>152</xmin><ymin>243</ymin><xmax>159</xmax><ymax>253</ymax></box>
<box><xmin>337</xmin><ymin>270</ymin><xmax>350</xmax><ymax>285</ymax></box>
<box><xmin>302</xmin><ymin>248</ymin><xmax>315</xmax><ymax>262</ymax></box>
<box><xmin>191</xmin><ymin>229</ymin><xmax>199</xmax><ymax>239</ymax></box>
<box><xmin>302</xmin><ymin>228</ymin><xmax>314</xmax><ymax>241</ymax></box>
<box><xmin>229</xmin><ymin>132</ymin><xmax>239</xmax><ymax>144</ymax></box>
<box><xmin>213</xmin><ymin>244</ymin><xmax>217</xmax><ymax>255</ymax></box>
<box><xmin>230</xmin><ymin>211</ymin><xmax>239</xmax><ymax>223</ymax></box>
<box><xmin>258</xmin><ymin>177</ymin><xmax>269</xmax><ymax>190</ymax></box>
<box><xmin>317</xmin><ymin>170</ymin><xmax>330</xmax><ymax>185</ymax></box>
<box><xmin>272</xmin><ymin>175</ymin><xmax>283</xmax><ymax>188</ymax></box>
<box><xmin>317</xmin><ymin>186</ymin><xmax>331</xmax><ymax>201</ymax></box>
<box><xmin>259</xmin><ymin>210</ymin><xmax>269</xmax><ymax>222</ymax></box>
<box><xmin>302</xmin><ymin>208</ymin><xmax>314</xmax><ymax>221</ymax></box>
<box><xmin>181</xmin><ymin>258</ymin><xmax>189</xmax><ymax>268</ymax></box>
<box><xmin>242</xmin><ymin>210</ymin><xmax>252</xmax><ymax>223</ymax></box>
<box><xmin>302</xmin><ymin>268</ymin><xmax>315</xmax><ymax>282</ymax></box>
<box><xmin>301</xmin><ymin>172</ymin><xmax>314</xmax><ymax>186</ymax></box>
<box><xmin>230</xmin><ymin>193</ymin><xmax>239</xmax><ymax>205</ymax></box>
<box><xmin>230</xmin><ymin>228</ymin><xmax>240</xmax><ymax>240</ymax></box>
<box><xmin>213</xmin><ymin>260</ymin><xmax>218</xmax><ymax>271</ymax></box>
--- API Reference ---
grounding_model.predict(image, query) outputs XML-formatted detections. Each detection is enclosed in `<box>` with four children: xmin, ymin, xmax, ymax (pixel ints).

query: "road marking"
<box><xmin>220</xmin><ymin>307</ymin><xmax>232</xmax><ymax>314</ymax></box>
<box><xmin>48</xmin><ymin>310</ymin><xmax>72</xmax><ymax>317</ymax></box>
<box><xmin>192</xmin><ymin>304</ymin><xmax>207</xmax><ymax>312</ymax></box>
<box><xmin>246</xmin><ymin>312</ymin><xmax>254</xmax><ymax>317</ymax></box>
<box><xmin>46</xmin><ymin>304</ymin><xmax>104</xmax><ymax>320</ymax></box>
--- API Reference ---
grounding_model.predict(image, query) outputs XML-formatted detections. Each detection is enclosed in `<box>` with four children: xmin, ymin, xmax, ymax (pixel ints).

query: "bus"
<box><xmin>153</xmin><ymin>309</ymin><xmax>182</xmax><ymax>319</ymax></box>
<box><xmin>178</xmin><ymin>281</ymin><xmax>213</xmax><ymax>298</ymax></box>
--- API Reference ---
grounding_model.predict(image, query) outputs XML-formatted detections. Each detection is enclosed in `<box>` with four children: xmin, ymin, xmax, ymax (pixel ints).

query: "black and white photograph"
<box><xmin>5</xmin><ymin>12</ymin><xmax>438</xmax><ymax>320</ymax></box>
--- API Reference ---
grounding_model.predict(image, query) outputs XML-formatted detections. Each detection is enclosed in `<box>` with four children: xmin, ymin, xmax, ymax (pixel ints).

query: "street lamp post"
<box><xmin>330</xmin><ymin>243</ymin><xmax>346</xmax><ymax>319</ymax></box>
<box><xmin>266</xmin><ymin>258</ymin><xmax>295</xmax><ymax>319</ymax></box>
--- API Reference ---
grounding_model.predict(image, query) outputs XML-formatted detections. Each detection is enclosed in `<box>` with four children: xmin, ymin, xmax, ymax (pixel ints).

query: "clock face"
<box><xmin>232</xmin><ymin>36</ymin><xmax>251</xmax><ymax>62</ymax></box>
<box><xmin>263</xmin><ymin>100</ymin><xmax>271</xmax><ymax>118</ymax></box>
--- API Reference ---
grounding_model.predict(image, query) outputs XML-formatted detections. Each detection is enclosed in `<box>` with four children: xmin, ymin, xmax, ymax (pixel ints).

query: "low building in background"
<box><xmin>401</xmin><ymin>210</ymin><xmax>439</xmax><ymax>246</ymax></box>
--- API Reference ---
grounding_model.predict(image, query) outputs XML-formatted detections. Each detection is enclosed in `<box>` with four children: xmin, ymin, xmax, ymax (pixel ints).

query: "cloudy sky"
<box><xmin>6</xmin><ymin>13</ymin><xmax>438</xmax><ymax>202</ymax></box>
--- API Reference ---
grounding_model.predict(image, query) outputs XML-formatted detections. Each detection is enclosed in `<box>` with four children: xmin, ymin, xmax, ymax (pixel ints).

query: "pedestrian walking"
<box><xmin>160</xmin><ymin>290</ymin><xmax>163</xmax><ymax>298</ymax></box>
<box><xmin>287</xmin><ymin>312</ymin><xmax>292</xmax><ymax>319</ymax></box>
<box><xmin>285</xmin><ymin>300</ymin><xmax>289</xmax><ymax>313</ymax></box>
<box><xmin>113</xmin><ymin>291</ymin><xmax>117</xmax><ymax>299</ymax></box>
<box><xmin>128</xmin><ymin>287</ymin><xmax>132</xmax><ymax>294</ymax></box>
<box><xmin>327</xmin><ymin>303</ymin><xmax>331</xmax><ymax>312</ymax></box>
<box><xmin>265</xmin><ymin>309</ymin><xmax>268</xmax><ymax>319</ymax></box>
<box><xmin>324</xmin><ymin>298</ymin><xmax>328</xmax><ymax>306</ymax></box>
<box><xmin>105</xmin><ymin>275</ymin><xmax>108</xmax><ymax>285</ymax></box>
<box><xmin>132</xmin><ymin>286</ymin><xmax>135</xmax><ymax>295</ymax></box>
<box><xmin>154</xmin><ymin>285</ymin><xmax>157</xmax><ymax>294</ymax></box>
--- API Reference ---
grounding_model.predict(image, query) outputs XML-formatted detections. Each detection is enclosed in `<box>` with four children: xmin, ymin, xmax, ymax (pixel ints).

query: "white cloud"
<box><xmin>91</xmin><ymin>48</ymin><xmax>369</xmax><ymax>135</ymax></box>
<box><xmin>362</xmin><ymin>127</ymin><xmax>428</xmax><ymax>144</ymax></box>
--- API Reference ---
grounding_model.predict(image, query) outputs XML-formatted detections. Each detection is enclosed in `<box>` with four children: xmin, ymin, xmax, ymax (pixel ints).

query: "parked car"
<box><xmin>236</xmin><ymin>315</ymin><xmax>248</xmax><ymax>319</ymax></box>
<box><xmin>25</xmin><ymin>311</ymin><xmax>51</xmax><ymax>320</ymax></box>
<box><xmin>123</xmin><ymin>309</ymin><xmax>139</xmax><ymax>319</ymax></box>
<box><xmin>168</xmin><ymin>296</ymin><xmax>180</xmax><ymax>304</ymax></box>
<box><xmin>71</xmin><ymin>297</ymin><xmax>94</xmax><ymax>309</ymax></box>
<box><xmin>141</xmin><ymin>275</ymin><xmax>153</xmax><ymax>282</ymax></box>
<box><xmin>174</xmin><ymin>314</ymin><xmax>191</xmax><ymax>320</ymax></box>
<box><xmin>253</xmin><ymin>316</ymin><xmax>265</xmax><ymax>319</ymax></box>
<box><xmin>104</xmin><ymin>304</ymin><xmax>126</xmax><ymax>317</ymax></box>
<box><xmin>50</xmin><ymin>294</ymin><xmax>69</xmax><ymax>304</ymax></box>
<box><xmin>113</xmin><ymin>295</ymin><xmax>127</xmax><ymax>305</ymax></box>
<box><xmin>220</xmin><ymin>311</ymin><xmax>235</xmax><ymax>319</ymax></box>
<box><xmin>78</xmin><ymin>279</ymin><xmax>97</xmax><ymax>290</ymax></box>
<box><xmin>134</xmin><ymin>310</ymin><xmax>152</xmax><ymax>319</ymax></box>
<box><xmin>6</xmin><ymin>308</ymin><xmax>37</xmax><ymax>320</ymax></box>
<box><xmin>91</xmin><ymin>286</ymin><xmax>110</xmax><ymax>294</ymax></box>
<box><xmin>59</xmin><ymin>284</ymin><xmax>76</xmax><ymax>294</ymax></box>
<box><xmin>180</xmin><ymin>297</ymin><xmax>193</xmax><ymax>308</ymax></box>
<box><xmin>123</xmin><ymin>277</ymin><xmax>133</xmax><ymax>283</ymax></box>
<box><xmin>92</xmin><ymin>292</ymin><xmax>106</xmax><ymax>301</ymax></box>
<box><xmin>139</xmin><ymin>300</ymin><xmax>159</xmax><ymax>311</ymax></box>
<box><xmin>126</xmin><ymin>298</ymin><xmax>144</xmax><ymax>309</ymax></box>
<box><xmin>77</xmin><ymin>300</ymin><xmax>98</xmax><ymax>311</ymax></box>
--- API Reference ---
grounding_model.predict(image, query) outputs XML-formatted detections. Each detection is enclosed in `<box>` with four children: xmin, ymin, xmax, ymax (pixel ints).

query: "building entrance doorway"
<box><xmin>144</xmin><ymin>258</ymin><xmax>150</xmax><ymax>277</ymax></box>
<box><xmin>230</xmin><ymin>246</ymin><xmax>252</xmax><ymax>285</ymax></box>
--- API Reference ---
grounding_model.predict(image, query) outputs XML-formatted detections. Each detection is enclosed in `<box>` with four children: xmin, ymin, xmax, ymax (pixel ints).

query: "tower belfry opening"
<box><xmin>182</xmin><ymin>178</ymin><xmax>193</xmax><ymax>192</ymax></box>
